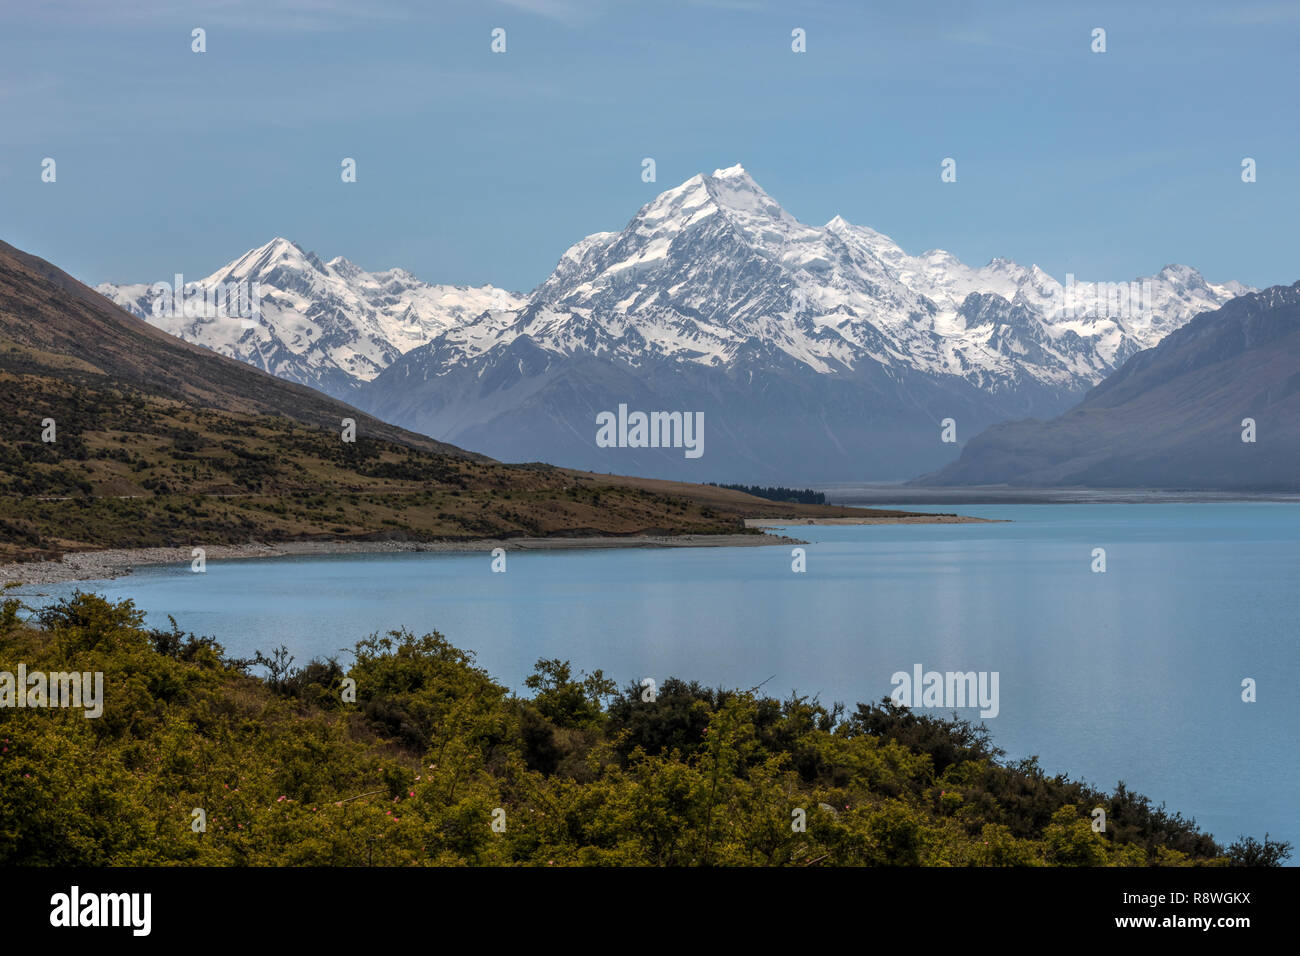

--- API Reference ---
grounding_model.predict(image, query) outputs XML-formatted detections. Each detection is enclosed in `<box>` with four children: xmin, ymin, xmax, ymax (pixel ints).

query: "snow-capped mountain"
<box><xmin>509</xmin><ymin>166</ymin><xmax>1244</xmax><ymax>388</ymax></box>
<box><xmin>356</xmin><ymin>165</ymin><xmax>1249</xmax><ymax>481</ymax></box>
<box><xmin>96</xmin><ymin>168</ymin><xmax>1250</xmax><ymax>481</ymax></box>
<box><xmin>98</xmin><ymin>238</ymin><xmax>523</xmax><ymax>397</ymax></box>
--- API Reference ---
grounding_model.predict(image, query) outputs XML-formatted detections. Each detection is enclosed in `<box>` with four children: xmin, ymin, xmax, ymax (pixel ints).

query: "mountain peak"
<box><xmin>254</xmin><ymin>236</ymin><xmax>304</xmax><ymax>259</ymax></box>
<box><xmin>217</xmin><ymin>237</ymin><xmax>316</xmax><ymax>282</ymax></box>
<box><xmin>1156</xmin><ymin>263</ymin><xmax>1203</xmax><ymax>283</ymax></box>
<box><xmin>328</xmin><ymin>255</ymin><xmax>363</xmax><ymax>280</ymax></box>
<box><xmin>699</xmin><ymin>166</ymin><xmax>788</xmax><ymax>226</ymax></box>
<box><xmin>710</xmin><ymin>163</ymin><xmax>750</xmax><ymax>180</ymax></box>
<box><xmin>637</xmin><ymin>167</ymin><xmax>780</xmax><ymax>228</ymax></box>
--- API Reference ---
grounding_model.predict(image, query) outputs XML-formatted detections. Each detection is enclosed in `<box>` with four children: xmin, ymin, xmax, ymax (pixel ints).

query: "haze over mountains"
<box><xmin>916</xmin><ymin>283</ymin><xmax>1300</xmax><ymax>491</ymax></box>
<box><xmin>99</xmin><ymin>166</ymin><xmax>1249</xmax><ymax>482</ymax></box>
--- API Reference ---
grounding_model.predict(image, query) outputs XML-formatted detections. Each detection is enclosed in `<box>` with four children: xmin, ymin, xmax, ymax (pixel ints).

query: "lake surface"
<box><xmin>20</xmin><ymin>503</ymin><xmax>1299</xmax><ymax>857</ymax></box>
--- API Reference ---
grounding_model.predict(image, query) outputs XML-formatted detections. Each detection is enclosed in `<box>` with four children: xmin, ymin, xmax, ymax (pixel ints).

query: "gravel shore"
<box><xmin>0</xmin><ymin>533</ymin><xmax>809</xmax><ymax>586</ymax></box>
<box><xmin>0</xmin><ymin>512</ymin><xmax>998</xmax><ymax>587</ymax></box>
<box><xmin>744</xmin><ymin>514</ymin><xmax>995</xmax><ymax>526</ymax></box>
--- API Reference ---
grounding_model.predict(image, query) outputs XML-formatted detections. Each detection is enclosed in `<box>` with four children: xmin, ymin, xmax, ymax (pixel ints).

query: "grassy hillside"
<box><xmin>0</xmin><ymin>364</ymin><xmax>889</xmax><ymax>561</ymax></box>
<box><xmin>0</xmin><ymin>240</ymin><xmax>918</xmax><ymax>562</ymax></box>
<box><xmin>5</xmin><ymin>591</ymin><xmax>1287</xmax><ymax>867</ymax></box>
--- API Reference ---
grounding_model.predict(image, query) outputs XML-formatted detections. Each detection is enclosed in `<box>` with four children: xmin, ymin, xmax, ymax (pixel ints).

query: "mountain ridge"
<box><xmin>96</xmin><ymin>167</ymin><xmax>1251</xmax><ymax>481</ymax></box>
<box><xmin>99</xmin><ymin>237</ymin><xmax>524</xmax><ymax>398</ymax></box>
<box><xmin>914</xmin><ymin>282</ymin><xmax>1300</xmax><ymax>490</ymax></box>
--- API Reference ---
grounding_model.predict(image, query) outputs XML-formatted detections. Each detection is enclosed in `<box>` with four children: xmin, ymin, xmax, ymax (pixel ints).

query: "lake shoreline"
<box><xmin>0</xmin><ymin>510</ymin><xmax>1000</xmax><ymax>586</ymax></box>
<box><xmin>0</xmin><ymin>533</ymin><xmax>809</xmax><ymax>586</ymax></box>
<box><xmin>744</xmin><ymin>514</ymin><xmax>996</xmax><ymax>526</ymax></box>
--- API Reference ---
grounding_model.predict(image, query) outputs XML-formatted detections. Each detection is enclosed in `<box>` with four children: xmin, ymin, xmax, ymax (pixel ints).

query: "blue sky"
<box><xmin>1</xmin><ymin>0</ymin><xmax>1297</xmax><ymax>292</ymax></box>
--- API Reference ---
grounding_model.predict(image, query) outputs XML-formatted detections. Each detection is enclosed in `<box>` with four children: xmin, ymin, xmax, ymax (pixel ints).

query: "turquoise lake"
<box><xmin>19</xmin><ymin>503</ymin><xmax>1299</xmax><ymax>857</ymax></box>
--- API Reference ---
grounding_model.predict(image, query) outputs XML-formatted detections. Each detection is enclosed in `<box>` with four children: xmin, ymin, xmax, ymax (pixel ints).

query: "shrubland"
<box><xmin>1</xmin><ymin>590</ymin><xmax>1288</xmax><ymax>867</ymax></box>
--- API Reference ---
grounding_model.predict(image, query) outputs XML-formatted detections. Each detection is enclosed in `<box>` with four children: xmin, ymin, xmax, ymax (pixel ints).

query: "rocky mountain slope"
<box><xmin>914</xmin><ymin>283</ymin><xmax>1300</xmax><ymax>490</ymax></box>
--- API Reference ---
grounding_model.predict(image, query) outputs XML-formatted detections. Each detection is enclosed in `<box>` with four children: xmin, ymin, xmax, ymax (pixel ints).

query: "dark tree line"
<box><xmin>712</xmin><ymin>483</ymin><xmax>825</xmax><ymax>505</ymax></box>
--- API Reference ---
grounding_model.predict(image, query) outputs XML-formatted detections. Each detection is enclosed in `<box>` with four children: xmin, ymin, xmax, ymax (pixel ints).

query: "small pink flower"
<box><xmin>408</xmin><ymin>791</ymin><xmax>415</xmax><ymax>798</ymax></box>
